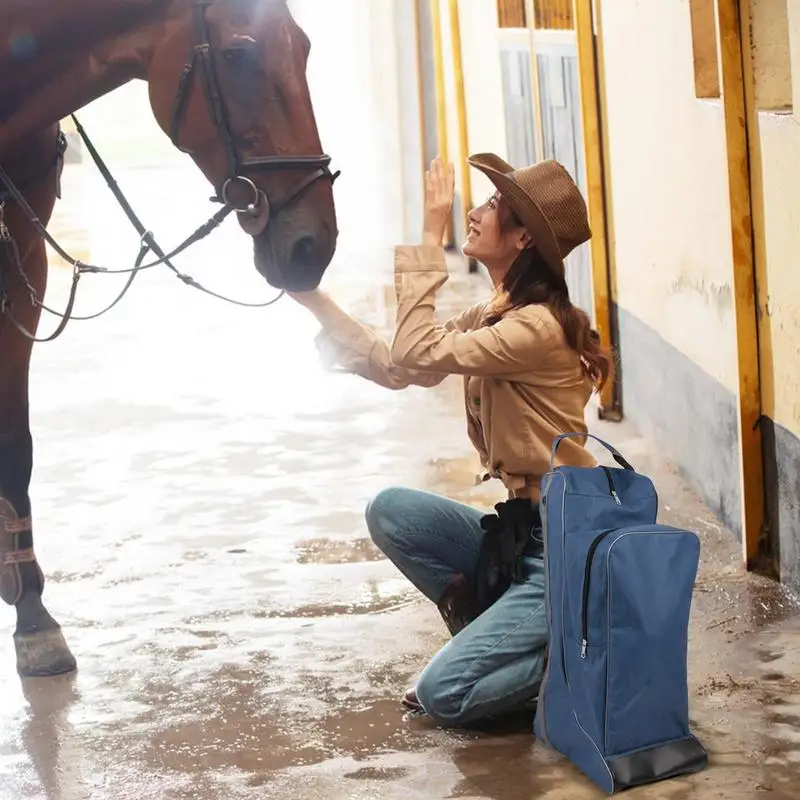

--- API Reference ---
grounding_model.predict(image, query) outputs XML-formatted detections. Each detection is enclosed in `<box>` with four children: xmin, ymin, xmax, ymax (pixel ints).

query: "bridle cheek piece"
<box><xmin>169</xmin><ymin>0</ymin><xmax>340</xmax><ymax>235</ymax></box>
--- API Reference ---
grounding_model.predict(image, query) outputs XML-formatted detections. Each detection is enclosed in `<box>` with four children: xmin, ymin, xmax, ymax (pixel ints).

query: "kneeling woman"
<box><xmin>289</xmin><ymin>154</ymin><xmax>613</xmax><ymax>727</ymax></box>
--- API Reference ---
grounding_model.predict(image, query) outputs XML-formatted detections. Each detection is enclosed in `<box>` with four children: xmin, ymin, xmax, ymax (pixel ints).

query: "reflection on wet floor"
<box><xmin>295</xmin><ymin>537</ymin><xmax>386</xmax><ymax>565</ymax></box>
<box><xmin>2</xmin><ymin>161</ymin><xmax>800</xmax><ymax>799</ymax></box>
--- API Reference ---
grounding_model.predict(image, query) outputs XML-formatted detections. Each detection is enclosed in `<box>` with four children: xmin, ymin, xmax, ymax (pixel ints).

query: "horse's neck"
<box><xmin>0</xmin><ymin>0</ymin><xmax>171</xmax><ymax>152</ymax></box>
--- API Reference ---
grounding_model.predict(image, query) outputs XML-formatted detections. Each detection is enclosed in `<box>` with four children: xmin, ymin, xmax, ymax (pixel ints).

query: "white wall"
<box><xmin>392</xmin><ymin>0</ymin><xmax>427</xmax><ymax>245</ymax></box>
<box><xmin>458</xmin><ymin>1</ymin><xmax>509</xmax><ymax>206</ymax></box>
<box><xmin>291</xmin><ymin>0</ymin><xmax>405</xmax><ymax>259</ymax></box>
<box><xmin>751</xmin><ymin>0</ymin><xmax>800</xmax><ymax>434</ymax></box>
<box><xmin>600</xmin><ymin>0</ymin><xmax>737</xmax><ymax>392</ymax></box>
<box><xmin>433</xmin><ymin>0</ymin><xmax>509</xmax><ymax>241</ymax></box>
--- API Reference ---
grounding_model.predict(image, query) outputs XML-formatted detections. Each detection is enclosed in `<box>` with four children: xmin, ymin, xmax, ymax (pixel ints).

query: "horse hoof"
<box><xmin>14</xmin><ymin>628</ymin><xmax>77</xmax><ymax>677</ymax></box>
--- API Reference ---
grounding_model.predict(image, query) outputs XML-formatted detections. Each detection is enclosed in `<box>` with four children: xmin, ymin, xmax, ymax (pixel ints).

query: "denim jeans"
<box><xmin>365</xmin><ymin>486</ymin><xmax>548</xmax><ymax>727</ymax></box>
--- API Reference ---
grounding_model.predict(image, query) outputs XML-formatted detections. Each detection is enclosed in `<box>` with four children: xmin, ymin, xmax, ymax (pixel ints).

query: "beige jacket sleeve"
<box><xmin>312</xmin><ymin>286</ymin><xmax>486</xmax><ymax>391</ymax></box>
<box><xmin>390</xmin><ymin>245</ymin><xmax>556</xmax><ymax>376</ymax></box>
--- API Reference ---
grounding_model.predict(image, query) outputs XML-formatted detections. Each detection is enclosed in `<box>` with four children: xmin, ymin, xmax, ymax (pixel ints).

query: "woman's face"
<box><xmin>462</xmin><ymin>192</ymin><xmax>530</xmax><ymax>279</ymax></box>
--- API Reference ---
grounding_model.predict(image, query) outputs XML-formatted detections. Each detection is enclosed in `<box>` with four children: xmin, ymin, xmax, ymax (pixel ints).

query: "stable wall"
<box><xmin>601</xmin><ymin>0</ymin><xmax>800</xmax><ymax>594</ymax></box>
<box><xmin>599</xmin><ymin>0</ymin><xmax>742</xmax><ymax>533</ymax></box>
<box><xmin>750</xmin><ymin>0</ymin><xmax>800</xmax><ymax>588</ymax></box>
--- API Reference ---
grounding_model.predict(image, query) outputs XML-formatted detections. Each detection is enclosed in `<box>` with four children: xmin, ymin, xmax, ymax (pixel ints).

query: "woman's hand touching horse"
<box><xmin>422</xmin><ymin>157</ymin><xmax>455</xmax><ymax>247</ymax></box>
<box><xmin>289</xmin><ymin>156</ymin><xmax>453</xmax><ymax>310</ymax></box>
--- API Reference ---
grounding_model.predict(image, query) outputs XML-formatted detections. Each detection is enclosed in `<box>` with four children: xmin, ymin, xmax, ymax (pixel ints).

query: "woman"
<box><xmin>289</xmin><ymin>154</ymin><xmax>614</xmax><ymax>728</ymax></box>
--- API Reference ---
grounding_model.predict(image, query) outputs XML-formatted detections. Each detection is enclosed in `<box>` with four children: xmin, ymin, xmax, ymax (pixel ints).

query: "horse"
<box><xmin>0</xmin><ymin>0</ymin><xmax>339</xmax><ymax>679</ymax></box>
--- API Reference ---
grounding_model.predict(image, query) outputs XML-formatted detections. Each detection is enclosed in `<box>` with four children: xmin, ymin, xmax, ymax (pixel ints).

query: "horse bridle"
<box><xmin>169</xmin><ymin>0</ymin><xmax>339</xmax><ymax>233</ymax></box>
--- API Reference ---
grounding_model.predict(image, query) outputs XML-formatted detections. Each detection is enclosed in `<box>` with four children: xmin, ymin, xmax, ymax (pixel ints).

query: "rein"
<box><xmin>0</xmin><ymin>119</ymin><xmax>281</xmax><ymax>343</ymax></box>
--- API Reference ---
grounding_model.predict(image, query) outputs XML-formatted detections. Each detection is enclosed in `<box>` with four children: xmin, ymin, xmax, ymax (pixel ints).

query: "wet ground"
<box><xmin>3</xmin><ymin>157</ymin><xmax>800</xmax><ymax>800</ymax></box>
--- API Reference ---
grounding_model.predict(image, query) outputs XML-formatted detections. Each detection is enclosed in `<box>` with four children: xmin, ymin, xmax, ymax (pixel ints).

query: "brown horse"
<box><xmin>0</xmin><ymin>0</ymin><xmax>338</xmax><ymax>678</ymax></box>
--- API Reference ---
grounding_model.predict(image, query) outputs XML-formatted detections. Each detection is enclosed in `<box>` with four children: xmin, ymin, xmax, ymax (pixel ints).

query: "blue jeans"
<box><xmin>365</xmin><ymin>486</ymin><xmax>548</xmax><ymax>727</ymax></box>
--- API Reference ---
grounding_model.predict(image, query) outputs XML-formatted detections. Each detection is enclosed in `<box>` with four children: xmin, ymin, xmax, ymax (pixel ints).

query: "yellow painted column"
<box><xmin>429</xmin><ymin>0</ymin><xmax>453</xmax><ymax>245</ymax></box>
<box><xmin>413</xmin><ymin>0</ymin><xmax>429</xmax><ymax>190</ymax></box>
<box><xmin>736</xmin><ymin>0</ymin><xmax>773</xmax><ymax>427</ymax></box>
<box><xmin>716</xmin><ymin>0</ymin><xmax>765</xmax><ymax>567</ymax></box>
<box><xmin>572</xmin><ymin>0</ymin><xmax>621</xmax><ymax>419</ymax></box>
<box><xmin>448</xmin><ymin>0</ymin><xmax>472</xmax><ymax>235</ymax></box>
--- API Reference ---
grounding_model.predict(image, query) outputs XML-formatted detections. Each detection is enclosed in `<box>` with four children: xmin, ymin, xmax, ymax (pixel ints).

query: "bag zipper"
<box><xmin>536</xmin><ymin>477</ymin><xmax>558</xmax><ymax>747</ymax></box>
<box><xmin>580</xmin><ymin>528</ymin><xmax>615</xmax><ymax>658</ymax></box>
<box><xmin>601</xmin><ymin>466</ymin><xmax>621</xmax><ymax>505</ymax></box>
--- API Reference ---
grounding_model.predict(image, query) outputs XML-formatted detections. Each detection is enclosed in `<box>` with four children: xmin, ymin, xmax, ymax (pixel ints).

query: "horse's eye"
<box><xmin>222</xmin><ymin>47</ymin><xmax>254</xmax><ymax>69</ymax></box>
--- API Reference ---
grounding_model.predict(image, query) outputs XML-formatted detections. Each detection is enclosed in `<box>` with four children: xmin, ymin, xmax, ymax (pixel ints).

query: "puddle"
<box><xmin>295</xmin><ymin>537</ymin><xmax>385</xmax><ymax>565</ymax></box>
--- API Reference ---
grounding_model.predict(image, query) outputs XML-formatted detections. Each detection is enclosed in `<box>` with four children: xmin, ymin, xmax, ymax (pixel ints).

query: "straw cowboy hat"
<box><xmin>467</xmin><ymin>153</ymin><xmax>591</xmax><ymax>280</ymax></box>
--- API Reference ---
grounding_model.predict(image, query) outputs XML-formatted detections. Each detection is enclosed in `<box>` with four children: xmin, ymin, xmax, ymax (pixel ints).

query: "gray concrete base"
<box><xmin>616</xmin><ymin>304</ymin><xmax>800</xmax><ymax>598</ymax></box>
<box><xmin>761</xmin><ymin>417</ymin><xmax>800</xmax><ymax>593</ymax></box>
<box><xmin>616</xmin><ymin>304</ymin><xmax>743</xmax><ymax>538</ymax></box>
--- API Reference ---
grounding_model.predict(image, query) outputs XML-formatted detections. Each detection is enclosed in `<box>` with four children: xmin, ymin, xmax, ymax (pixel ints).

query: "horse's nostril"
<box><xmin>290</xmin><ymin>235</ymin><xmax>317</xmax><ymax>267</ymax></box>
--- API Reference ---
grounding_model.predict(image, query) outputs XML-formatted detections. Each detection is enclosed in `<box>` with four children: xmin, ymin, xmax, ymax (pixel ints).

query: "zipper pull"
<box><xmin>611</xmin><ymin>489</ymin><xmax>621</xmax><ymax>505</ymax></box>
<box><xmin>580</xmin><ymin>639</ymin><xmax>587</xmax><ymax>659</ymax></box>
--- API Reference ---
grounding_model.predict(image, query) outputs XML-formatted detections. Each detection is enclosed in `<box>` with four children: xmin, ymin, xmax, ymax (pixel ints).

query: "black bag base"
<box><xmin>607</xmin><ymin>734</ymin><xmax>708</xmax><ymax>793</ymax></box>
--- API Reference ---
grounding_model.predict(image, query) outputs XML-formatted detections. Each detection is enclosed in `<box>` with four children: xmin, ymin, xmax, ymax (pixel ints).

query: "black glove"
<box><xmin>472</xmin><ymin>499</ymin><xmax>541</xmax><ymax>614</ymax></box>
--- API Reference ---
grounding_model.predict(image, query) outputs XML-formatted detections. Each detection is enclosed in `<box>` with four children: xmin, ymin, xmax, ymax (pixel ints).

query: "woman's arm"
<box><xmin>389</xmin><ymin>158</ymin><xmax>555</xmax><ymax>376</ymax></box>
<box><xmin>390</xmin><ymin>245</ymin><xmax>555</xmax><ymax>376</ymax></box>
<box><xmin>291</xmin><ymin>288</ymin><xmax>485</xmax><ymax>390</ymax></box>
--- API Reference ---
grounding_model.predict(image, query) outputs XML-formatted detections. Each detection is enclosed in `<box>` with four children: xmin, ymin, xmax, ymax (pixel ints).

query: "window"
<box><xmin>689</xmin><ymin>0</ymin><xmax>720</xmax><ymax>99</ymax></box>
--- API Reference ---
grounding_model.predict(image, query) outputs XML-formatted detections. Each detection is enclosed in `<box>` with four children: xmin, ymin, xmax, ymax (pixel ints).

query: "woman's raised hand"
<box><xmin>422</xmin><ymin>156</ymin><xmax>455</xmax><ymax>247</ymax></box>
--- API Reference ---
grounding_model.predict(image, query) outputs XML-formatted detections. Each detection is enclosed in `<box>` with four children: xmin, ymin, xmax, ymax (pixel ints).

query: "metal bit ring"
<box><xmin>221</xmin><ymin>176</ymin><xmax>261</xmax><ymax>215</ymax></box>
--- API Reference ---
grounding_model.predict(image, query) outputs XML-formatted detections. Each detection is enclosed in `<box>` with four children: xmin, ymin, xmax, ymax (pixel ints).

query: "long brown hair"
<box><xmin>484</xmin><ymin>201</ymin><xmax>615</xmax><ymax>392</ymax></box>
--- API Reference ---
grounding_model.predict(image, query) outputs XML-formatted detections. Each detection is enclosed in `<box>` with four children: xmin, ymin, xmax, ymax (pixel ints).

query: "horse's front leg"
<box><xmin>0</xmin><ymin>428</ymin><xmax>76</xmax><ymax>677</ymax></box>
<box><xmin>0</xmin><ymin>241</ymin><xmax>76</xmax><ymax>676</ymax></box>
<box><xmin>1</xmin><ymin>126</ymin><xmax>76</xmax><ymax>677</ymax></box>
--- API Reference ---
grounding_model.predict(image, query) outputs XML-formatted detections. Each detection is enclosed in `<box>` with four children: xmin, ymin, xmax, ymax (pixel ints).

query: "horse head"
<box><xmin>147</xmin><ymin>0</ymin><xmax>338</xmax><ymax>292</ymax></box>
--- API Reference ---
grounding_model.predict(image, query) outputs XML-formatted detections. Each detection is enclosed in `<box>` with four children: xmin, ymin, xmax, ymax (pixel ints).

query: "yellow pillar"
<box><xmin>429</xmin><ymin>0</ymin><xmax>453</xmax><ymax>246</ymax></box>
<box><xmin>572</xmin><ymin>0</ymin><xmax>621</xmax><ymax>419</ymax></box>
<box><xmin>413</xmin><ymin>0</ymin><xmax>428</xmax><ymax>190</ymax></box>
<box><xmin>716</xmin><ymin>0</ymin><xmax>764</xmax><ymax>567</ymax></box>
<box><xmin>448</xmin><ymin>0</ymin><xmax>472</xmax><ymax>235</ymax></box>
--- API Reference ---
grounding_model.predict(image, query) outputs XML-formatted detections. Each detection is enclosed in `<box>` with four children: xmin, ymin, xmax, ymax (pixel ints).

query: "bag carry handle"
<box><xmin>550</xmin><ymin>432</ymin><xmax>635</xmax><ymax>471</ymax></box>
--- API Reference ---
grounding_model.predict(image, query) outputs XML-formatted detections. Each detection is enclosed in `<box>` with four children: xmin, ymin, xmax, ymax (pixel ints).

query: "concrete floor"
<box><xmin>2</xmin><ymin>161</ymin><xmax>800</xmax><ymax>800</ymax></box>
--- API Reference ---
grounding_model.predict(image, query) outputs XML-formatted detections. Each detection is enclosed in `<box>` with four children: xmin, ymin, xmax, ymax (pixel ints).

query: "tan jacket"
<box><xmin>312</xmin><ymin>244</ymin><xmax>596</xmax><ymax>501</ymax></box>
